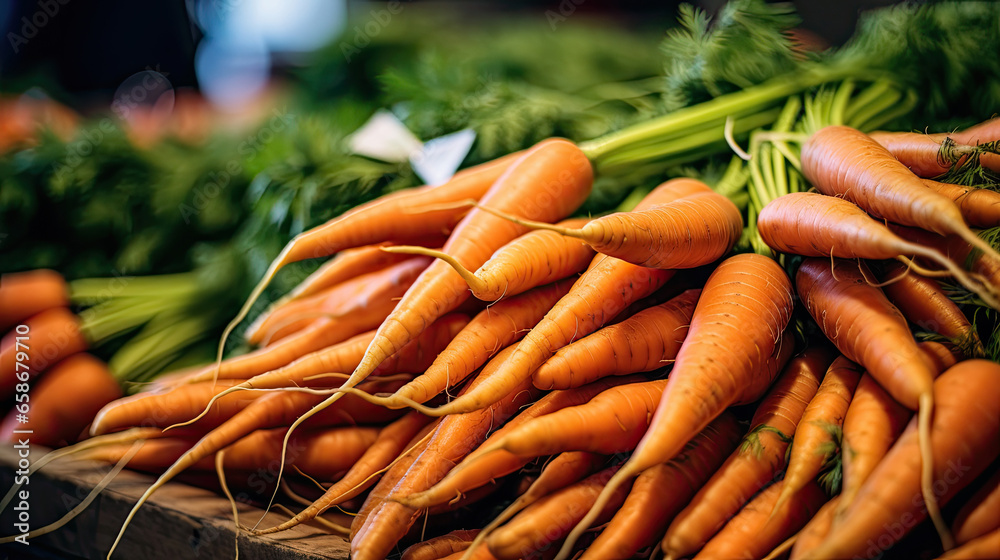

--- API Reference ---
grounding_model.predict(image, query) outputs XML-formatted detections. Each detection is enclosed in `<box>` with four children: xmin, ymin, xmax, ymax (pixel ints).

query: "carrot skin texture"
<box><xmin>662</xmin><ymin>346</ymin><xmax>830</xmax><ymax>560</ymax></box>
<box><xmin>0</xmin><ymin>353</ymin><xmax>121</xmax><ymax>446</ymax></box>
<box><xmin>694</xmin><ymin>479</ymin><xmax>828</xmax><ymax>560</ymax></box>
<box><xmin>811</xmin><ymin>360</ymin><xmax>1000</xmax><ymax>559</ymax></box>
<box><xmin>532</xmin><ymin>288</ymin><xmax>699</xmax><ymax>389</ymax></box>
<box><xmin>935</xmin><ymin>527</ymin><xmax>1000</xmax><ymax>559</ymax></box>
<box><xmin>789</xmin><ymin>496</ymin><xmax>840</xmax><ymax>560</ymax></box>
<box><xmin>868</xmin><ymin>130</ymin><xmax>978</xmax><ymax>178</ymax></box>
<box><xmin>401</xmin><ymin>530</ymin><xmax>481</xmax><ymax>560</ymax></box>
<box><xmin>0</xmin><ymin>307</ymin><xmax>87</xmax><ymax>402</ymax></box>
<box><xmin>952</xmin><ymin>469</ymin><xmax>1000</xmax><ymax>546</ymax></box>
<box><xmin>921</xmin><ymin>179</ymin><xmax>1000</xmax><ymax>229</ymax></box>
<box><xmin>582</xmin><ymin>412</ymin><xmax>743</xmax><ymax>560</ymax></box>
<box><xmin>0</xmin><ymin>269</ymin><xmax>69</xmax><ymax>332</ymax></box>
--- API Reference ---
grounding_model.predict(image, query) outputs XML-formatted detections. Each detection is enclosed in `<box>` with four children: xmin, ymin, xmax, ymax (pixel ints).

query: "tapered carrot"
<box><xmin>479</xmin><ymin>189</ymin><xmax>743</xmax><ymax>270</ymax></box>
<box><xmin>880</xmin><ymin>261</ymin><xmax>984</xmax><ymax>357</ymax></box>
<box><xmin>400</xmin><ymin>374</ymin><xmax>642</xmax><ymax>509</ymax></box>
<box><xmin>533</xmin><ymin>289</ymin><xmax>698</xmax><ymax>389</ymax></box>
<box><xmin>1</xmin><ymin>307</ymin><xmax>87</xmax><ymax>402</ymax></box>
<box><xmin>756</xmin><ymin>192</ymin><xmax>996</xmax><ymax>307</ymax></box>
<box><xmin>0</xmin><ymin>269</ymin><xmax>69</xmax><ymax>332</ymax></box>
<box><xmin>788</xmin><ymin>496</ymin><xmax>840</xmax><ymax>560</ymax></box>
<box><xmin>921</xmin><ymin>179</ymin><xmax>1000</xmax><ymax>229</ymax></box>
<box><xmin>486</xmin><ymin>464</ymin><xmax>632</xmax><ymax>560</ymax></box>
<box><xmin>246</xmin><ymin>256</ymin><xmax>429</xmax><ymax>345</ymax></box>
<box><xmin>401</xmin><ymin>530</ymin><xmax>481</xmax><ymax>560</ymax></box>
<box><xmin>868</xmin><ymin>131</ymin><xmax>980</xmax><ymax>177</ymax></box>
<box><xmin>810</xmin><ymin>360</ymin><xmax>1000</xmax><ymax>558</ymax></box>
<box><xmin>952</xmin><ymin>468</ymin><xmax>1000</xmax><ymax>546</ymax></box>
<box><xmin>662</xmin><ymin>346</ymin><xmax>830</xmax><ymax>560</ymax></box>
<box><xmin>349</xmin><ymin>346</ymin><xmax>541</xmax><ymax>560</ymax></box>
<box><xmin>796</xmin><ymin>257</ymin><xmax>946</xmax><ymax>540</ymax></box>
<box><xmin>582</xmin><ymin>412</ymin><xmax>743</xmax><ymax>560</ymax></box>
<box><xmin>694</xmin><ymin>479</ymin><xmax>828</xmax><ymax>560</ymax></box>
<box><xmin>935</xmin><ymin>528</ymin><xmax>1000</xmax><ymax>560</ymax></box>
<box><xmin>1</xmin><ymin>354</ymin><xmax>121</xmax><ymax>446</ymax></box>
<box><xmin>560</xmin><ymin>253</ymin><xmax>795</xmax><ymax>560</ymax></box>
<box><xmin>773</xmin><ymin>356</ymin><xmax>861</xmax><ymax>514</ymax></box>
<box><xmin>802</xmin><ymin>125</ymin><xmax>1000</xmax><ymax>264</ymax></box>
<box><xmin>385</xmin><ymin>218</ymin><xmax>594</xmax><ymax>302</ymax></box>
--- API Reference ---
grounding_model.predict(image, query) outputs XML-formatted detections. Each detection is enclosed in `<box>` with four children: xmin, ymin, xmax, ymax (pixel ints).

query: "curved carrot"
<box><xmin>756</xmin><ymin>192</ymin><xmax>996</xmax><ymax>307</ymax></box>
<box><xmin>952</xmin><ymin>468</ymin><xmax>1000</xmax><ymax>546</ymax></box>
<box><xmin>0</xmin><ymin>269</ymin><xmax>69</xmax><ymax>332</ymax></box>
<box><xmin>0</xmin><ymin>353</ymin><xmax>121</xmax><ymax>447</ymax></box>
<box><xmin>921</xmin><ymin>179</ymin><xmax>1000</xmax><ymax>229</ymax></box>
<box><xmin>533</xmin><ymin>288</ymin><xmax>698</xmax><ymax>389</ymax></box>
<box><xmin>386</xmin><ymin>218</ymin><xmax>594</xmax><ymax>301</ymax></box>
<box><xmin>582</xmin><ymin>412</ymin><xmax>743</xmax><ymax>560</ymax></box>
<box><xmin>773</xmin><ymin>356</ymin><xmax>861</xmax><ymax>514</ymax></box>
<box><xmin>810</xmin><ymin>360</ymin><xmax>1000</xmax><ymax>558</ymax></box>
<box><xmin>401</xmin><ymin>530</ymin><xmax>481</xmax><ymax>560</ymax></box>
<box><xmin>0</xmin><ymin>307</ymin><xmax>87</xmax><ymax>403</ymax></box>
<box><xmin>801</xmin><ymin>125</ymin><xmax>1000</xmax><ymax>265</ymax></box>
<box><xmin>935</xmin><ymin>528</ymin><xmax>1000</xmax><ymax>560</ymax></box>
<box><xmin>561</xmin><ymin>253</ymin><xmax>795</xmax><ymax>560</ymax></box>
<box><xmin>662</xmin><ymin>345</ymin><xmax>830</xmax><ymax>560</ymax></box>
<box><xmin>788</xmin><ymin>496</ymin><xmax>840</xmax><ymax>560</ymax></box>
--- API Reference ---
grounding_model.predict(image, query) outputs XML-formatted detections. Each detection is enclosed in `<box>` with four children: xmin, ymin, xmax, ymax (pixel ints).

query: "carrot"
<box><xmin>921</xmin><ymin>179</ymin><xmax>1000</xmax><ymax>229</ymax></box>
<box><xmin>943</xmin><ymin>116</ymin><xmax>1000</xmax><ymax>146</ymax></box>
<box><xmin>838</xmin><ymin>341</ymin><xmax>956</xmax><ymax>513</ymax></box>
<box><xmin>441</xmin><ymin>546</ymin><xmax>501</xmax><ymax>560</ymax></box>
<box><xmin>559</xmin><ymin>253</ymin><xmax>795</xmax><ymax>560</ymax></box>
<box><xmin>385</xmin><ymin>218</ymin><xmax>595</xmax><ymax>302</ymax></box>
<box><xmin>400</xmin><ymin>374</ymin><xmax>641</xmax><ymax>510</ymax></box>
<box><xmin>370</xmin><ymin>278</ymin><xmax>576</xmax><ymax>409</ymax></box>
<box><xmin>952</xmin><ymin>468</ymin><xmax>1000</xmax><ymax>546</ymax></box>
<box><xmin>868</xmin><ymin>131</ymin><xmax>981</xmax><ymax>177</ymax></box>
<box><xmin>801</xmin><ymin>125</ymin><xmax>1000</xmax><ymax>265</ymax></box>
<box><xmin>349</xmin><ymin>346</ymin><xmax>541</xmax><ymax>560</ymax></box>
<box><xmin>252</xmin><ymin>411</ymin><xmax>433</xmax><ymax>535</ymax></box>
<box><xmin>0</xmin><ymin>269</ymin><xmax>69</xmax><ymax>332</ymax></box>
<box><xmin>486</xmin><ymin>464</ymin><xmax>632</xmax><ymax>560</ymax></box>
<box><xmin>662</xmin><ymin>345</ymin><xmax>830</xmax><ymax>560</ymax></box>
<box><xmin>796</xmin><ymin>257</ymin><xmax>948</xmax><ymax>539</ymax></box>
<box><xmin>533</xmin><ymin>289</ymin><xmax>698</xmax><ymax>389</ymax></box>
<box><xmin>788</xmin><ymin>496</ymin><xmax>840</xmax><ymax>560</ymax></box>
<box><xmin>245</xmin><ymin>256</ymin><xmax>429</xmax><ymax>345</ymax></box>
<box><xmin>811</xmin><ymin>360</ymin><xmax>1000</xmax><ymax>558</ymax></box>
<box><xmin>773</xmin><ymin>355</ymin><xmax>862</xmax><ymax>513</ymax></box>
<box><xmin>402</xmin><ymin>530</ymin><xmax>481</xmax><ymax>560</ymax></box>
<box><xmin>582</xmin><ymin>412</ymin><xmax>743</xmax><ymax>560</ymax></box>
<box><xmin>694</xmin><ymin>479</ymin><xmax>828</xmax><ymax>560</ymax></box>
<box><xmin>756</xmin><ymin>192</ymin><xmax>996</xmax><ymax>307</ymax></box>
<box><xmin>0</xmin><ymin>353</ymin><xmax>122</xmax><ymax>447</ymax></box>
<box><xmin>0</xmin><ymin>307</ymin><xmax>87</xmax><ymax>403</ymax></box>
<box><xmin>935</xmin><ymin>527</ymin><xmax>1000</xmax><ymax>560</ymax></box>
<box><xmin>478</xmin><ymin>188</ymin><xmax>743</xmax><ymax>270</ymax></box>
<box><xmin>888</xmin><ymin>224</ymin><xmax>1000</xmax><ymax>294</ymax></box>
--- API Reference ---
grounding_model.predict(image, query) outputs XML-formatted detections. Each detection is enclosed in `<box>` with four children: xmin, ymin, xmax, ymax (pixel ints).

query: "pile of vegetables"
<box><xmin>1</xmin><ymin>1</ymin><xmax>999</xmax><ymax>559</ymax></box>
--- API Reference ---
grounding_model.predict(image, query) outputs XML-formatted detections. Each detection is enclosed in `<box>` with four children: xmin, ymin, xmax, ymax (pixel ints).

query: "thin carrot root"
<box><xmin>273</xmin><ymin>504</ymin><xmax>351</xmax><ymax>535</ymax></box>
<box><xmin>472</xmin><ymin>204</ymin><xmax>583</xmax><ymax>239</ymax></box>
<box><xmin>556</xmin><ymin>465</ymin><xmax>637</xmax><ymax>560</ymax></box>
<box><xmin>762</xmin><ymin>532</ymin><xmax>798</xmax><ymax>560</ymax></box>
<box><xmin>920</xmin><ymin>391</ymin><xmax>954</xmax><ymax>551</ymax></box>
<box><xmin>215</xmin><ymin>451</ymin><xmax>243</xmax><ymax>559</ymax></box>
<box><xmin>381</xmin><ymin>246</ymin><xmax>488</xmax><ymax>295</ymax></box>
<box><xmin>904</xmin><ymin>244</ymin><xmax>1000</xmax><ymax>310</ymax></box>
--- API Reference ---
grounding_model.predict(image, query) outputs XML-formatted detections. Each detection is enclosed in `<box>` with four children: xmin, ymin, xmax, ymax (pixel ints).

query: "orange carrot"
<box><xmin>889</xmin><ymin>224</ymin><xmax>1000</xmax><ymax>293</ymax></box>
<box><xmin>810</xmin><ymin>360</ymin><xmax>1000</xmax><ymax>558</ymax></box>
<box><xmin>952</xmin><ymin>468</ymin><xmax>1000</xmax><ymax>546</ymax></box>
<box><xmin>921</xmin><ymin>179</ymin><xmax>1000</xmax><ymax>229</ymax></box>
<box><xmin>756</xmin><ymin>192</ymin><xmax>996</xmax><ymax>306</ymax></box>
<box><xmin>662</xmin><ymin>346</ymin><xmax>830</xmax><ymax>560</ymax></box>
<box><xmin>774</xmin><ymin>356</ymin><xmax>861</xmax><ymax>513</ymax></box>
<box><xmin>1</xmin><ymin>353</ymin><xmax>121</xmax><ymax>446</ymax></box>
<box><xmin>694</xmin><ymin>479</ymin><xmax>828</xmax><ymax>560</ymax></box>
<box><xmin>479</xmin><ymin>188</ymin><xmax>742</xmax><ymax>270</ymax></box>
<box><xmin>253</xmin><ymin>411</ymin><xmax>432</xmax><ymax>535</ymax></box>
<box><xmin>560</xmin><ymin>253</ymin><xmax>795</xmax><ymax>560</ymax></box>
<box><xmin>941</xmin><ymin>117</ymin><xmax>1000</xmax><ymax>146</ymax></box>
<box><xmin>533</xmin><ymin>288</ymin><xmax>698</xmax><ymax>389</ymax></box>
<box><xmin>1</xmin><ymin>307</ymin><xmax>87</xmax><ymax>403</ymax></box>
<box><xmin>401</xmin><ymin>530</ymin><xmax>481</xmax><ymax>560</ymax></box>
<box><xmin>486</xmin><ymin>464</ymin><xmax>632</xmax><ymax>560</ymax></box>
<box><xmin>868</xmin><ymin>130</ymin><xmax>980</xmax><ymax>177</ymax></box>
<box><xmin>0</xmin><ymin>269</ymin><xmax>69</xmax><ymax>332</ymax></box>
<box><xmin>582</xmin><ymin>412</ymin><xmax>743</xmax><ymax>560</ymax></box>
<box><xmin>801</xmin><ymin>125</ymin><xmax>1000</xmax><ymax>265</ymax></box>
<box><xmin>400</xmin><ymin>374</ymin><xmax>641</xmax><ymax>510</ymax></box>
<box><xmin>935</xmin><ymin>528</ymin><xmax>1000</xmax><ymax>560</ymax></box>
<box><xmin>386</xmin><ymin>218</ymin><xmax>595</xmax><ymax>302</ymax></box>
<box><xmin>246</xmin><ymin>256</ymin><xmax>429</xmax><ymax>345</ymax></box>
<box><xmin>788</xmin><ymin>496</ymin><xmax>840</xmax><ymax>560</ymax></box>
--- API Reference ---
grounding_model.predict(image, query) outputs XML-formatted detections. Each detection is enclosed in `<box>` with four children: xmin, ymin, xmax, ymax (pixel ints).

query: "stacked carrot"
<box><xmin>2</xmin><ymin>116</ymin><xmax>999</xmax><ymax>560</ymax></box>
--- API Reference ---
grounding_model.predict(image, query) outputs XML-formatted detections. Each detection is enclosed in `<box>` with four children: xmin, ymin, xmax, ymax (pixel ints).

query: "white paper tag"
<box><xmin>348</xmin><ymin>109</ymin><xmax>423</xmax><ymax>163</ymax></box>
<box><xmin>410</xmin><ymin>128</ymin><xmax>477</xmax><ymax>186</ymax></box>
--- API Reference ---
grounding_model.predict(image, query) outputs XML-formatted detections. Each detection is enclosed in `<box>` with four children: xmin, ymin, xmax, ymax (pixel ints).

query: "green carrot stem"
<box><xmin>848</xmin><ymin>87</ymin><xmax>903</xmax><ymax>131</ymax></box>
<box><xmin>842</xmin><ymin>79</ymin><xmax>896</xmax><ymax>124</ymax></box>
<box><xmin>857</xmin><ymin>88</ymin><xmax>918</xmax><ymax>132</ymax></box>
<box><xmin>69</xmin><ymin>273</ymin><xmax>199</xmax><ymax>304</ymax></box>
<box><xmin>78</xmin><ymin>297</ymin><xmax>179</xmax><ymax>344</ymax></box>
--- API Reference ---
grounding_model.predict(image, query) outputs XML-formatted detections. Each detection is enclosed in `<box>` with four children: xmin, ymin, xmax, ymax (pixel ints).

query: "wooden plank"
<box><xmin>0</xmin><ymin>446</ymin><xmax>350</xmax><ymax>560</ymax></box>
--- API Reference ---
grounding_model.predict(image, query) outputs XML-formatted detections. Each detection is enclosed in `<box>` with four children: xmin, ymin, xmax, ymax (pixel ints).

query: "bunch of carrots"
<box><xmin>3</xmin><ymin>106</ymin><xmax>1000</xmax><ymax>560</ymax></box>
